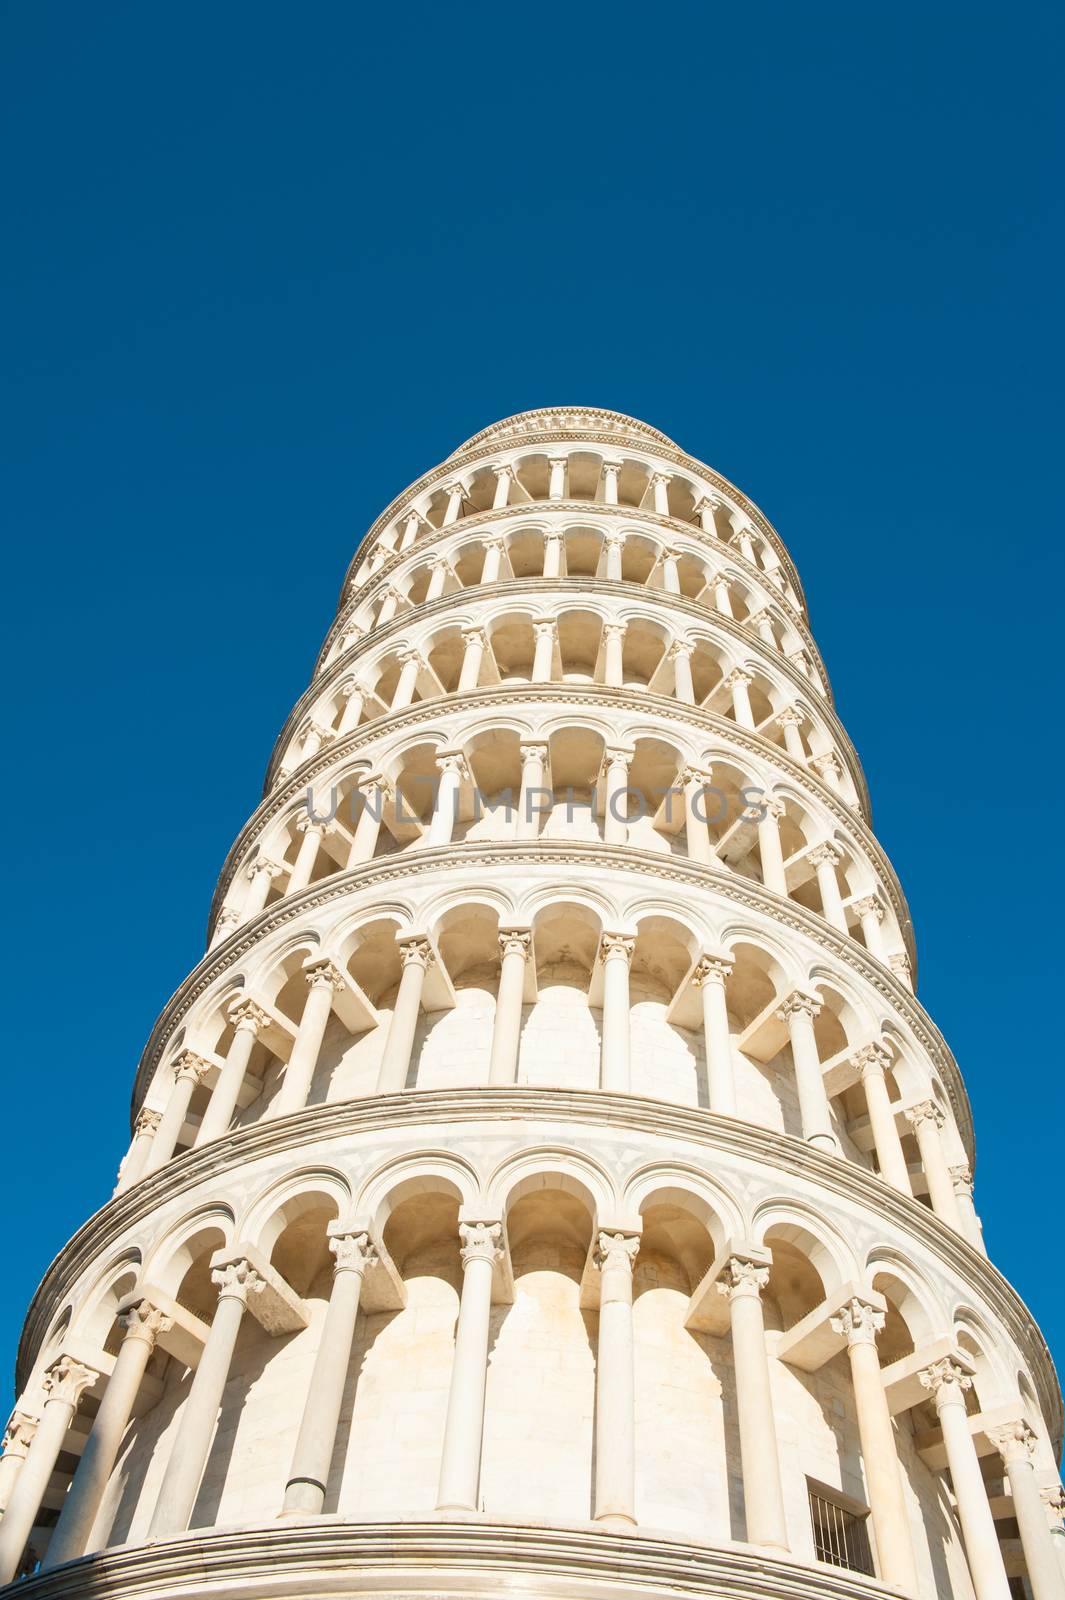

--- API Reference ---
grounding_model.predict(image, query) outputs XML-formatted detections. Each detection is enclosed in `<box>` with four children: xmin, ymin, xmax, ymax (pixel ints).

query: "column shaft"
<box><xmin>488</xmin><ymin>934</ymin><xmax>529</xmax><ymax>1086</ymax></box>
<box><xmin>376</xmin><ymin>943</ymin><xmax>431</xmax><ymax>1093</ymax></box>
<box><xmin>726</xmin><ymin>1263</ymin><xmax>788</xmax><ymax>1550</ymax></box>
<box><xmin>436</xmin><ymin>1227</ymin><xmax>502</xmax><ymax>1511</ymax></box>
<box><xmin>593</xmin><ymin>1233</ymin><xmax>639</xmax><ymax>1527</ymax></box>
<box><xmin>599</xmin><ymin>937</ymin><xmax>633</xmax><ymax>1093</ymax></box>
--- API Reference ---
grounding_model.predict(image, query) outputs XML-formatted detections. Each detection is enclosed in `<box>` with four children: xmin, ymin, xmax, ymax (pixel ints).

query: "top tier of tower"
<box><xmin>339</xmin><ymin>408</ymin><xmax>807</xmax><ymax>630</ymax></box>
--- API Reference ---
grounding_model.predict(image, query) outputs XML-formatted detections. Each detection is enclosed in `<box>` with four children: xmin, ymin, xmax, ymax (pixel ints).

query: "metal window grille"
<box><xmin>808</xmin><ymin>1483</ymin><xmax>875</xmax><ymax>1576</ymax></box>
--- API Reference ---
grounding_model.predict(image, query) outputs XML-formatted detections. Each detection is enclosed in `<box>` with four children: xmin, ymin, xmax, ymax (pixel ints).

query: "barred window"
<box><xmin>808</xmin><ymin>1479</ymin><xmax>875</xmax><ymax>1577</ymax></box>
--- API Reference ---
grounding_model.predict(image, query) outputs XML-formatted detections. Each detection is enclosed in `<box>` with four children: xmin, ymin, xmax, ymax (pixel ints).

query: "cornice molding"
<box><xmin>336</xmin><ymin>437</ymin><xmax>807</xmax><ymax>612</ymax></box>
<box><xmin>0</xmin><ymin>1514</ymin><xmax>912</xmax><ymax>1600</ymax></box>
<box><xmin>16</xmin><ymin>1089</ymin><xmax>1056</xmax><ymax>1447</ymax></box>
<box><xmin>174</xmin><ymin>847</ymin><xmax>934</xmax><ymax>1137</ymax></box>
<box><xmin>453</xmin><ymin>406</ymin><xmax>681</xmax><ymax>453</ymax></box>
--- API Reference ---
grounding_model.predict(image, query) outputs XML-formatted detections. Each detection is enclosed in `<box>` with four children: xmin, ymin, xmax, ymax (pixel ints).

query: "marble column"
<box><xmin>660</xmin><ymin>546</ymin><xmax>681</xmax><ymax>593</ymax></box>
<box><xmin>725</xmin><ymin>667</ymin><xmax>756</xmax><ymax>729</ymax></box>
<box><xmin>425</xmin><ymin>558</ymin><xmax>450</xmax><ymax>602</ymax></box>
<box><xmin>337</xmin><ymin>680</ymin><xmax>366</xmax><ymax>734</ymax></box>
<box><xmin>488</xmin><ymin>930</ymin><xmax>531</xmax><ymax>1086</ymax></box>
<box><xmin>650</xmin><ymin>471</ymin><xmax>671</xmax><ymax>516</ymax></box>
<box><xmin>692</xmin><ymin>954</ymin><xmax>736</xmax><ymax>1114</ymax></box>
<box><xmin>45</xmin><ymin>1303</ymin><xmax>172</xmax><ymax>1567</ymax></box>
<box><xmin>604</xmin><ymin>533</ymin><xmax>624</xmax><ymax>580</ymax></box>
<box><xmin>195</xmin><ymin>1000</ymin><xmax>270</xmax><ymax>1146</ymax></box>
<box><xmin>711</xmin><ymin>572</ymin><xmax>734</xmax><ymax>616</ymax></box>
<box><xmin>243</xmin><ymin>856</ymin><xmax>284</xmax><ymax>921</ymax></box>
<box><xmin>0</xmin><ymin>1359</ymin><xmax>99</xmax><ymax>1584</ymax></box>
<box><xmin>548</xmin><ymin>457</ymin><xmax>567</xmax><ymax>500</ymax></box>
<box><xmin>282</xmin><ymin>1230</ymin><xmax>378</xmax><ymax>1515</ymax></box>
<box><xmin>531</xmin><ymin>620</ymin><xmax>556</xmax><ymax>683</ymax></box>
<box><xmin>854</xmin><ymin>895</ymin><xmax>887</xmax><ymax>960</ymax></box>
<box><xmin>949</xmin><ymin>1164</ymin><xmax>987</xmax><ymax>1255</ymax></box>
<box><xmin>599</xmin><ymin>933</ymin><xmax>634</xmax><ymax>1093</ymax></box>
<box><xmin>919</xmin><ymin>1360</ymin><xmax>1011</xmax><ymax>1600</ymax></box>
<box><xmin>670</xmin><ymin>640</ymin><xmax>695</xmax><ymax>704</ymax></box>
<box><xmin>269</xmin><ymin>960</ymin><xmax>343</xmax><ymax>1118</ymax></box>
<box><xmin>718</xmin><ymin>1254</ymin><xmax>788</xmax><ymax>1550</ymax></box>
<box><xmin>436</xmin><ymin>1223</ymin><xmax>505</xmax><ymax>1511</ymax></box>
<box><xmin>347</xmin><ymin>775</ymin><xmax>392</xmax><ymax>866</ymax></box>
<box><xmin>602</xmin><ymin>622</ymin><xmax>626</xmax><ymax>688</ymax></box>
<box><xmin>376</xmin><ymin>587</ymin><xmax>401</xmax><ymax>626</ymax></box>
<box><xmin>776</xmin><ymin>991</ymin><xmax>837</xmax><ymax>1151</ymax></box>
<box><xmin>492</xmin><ymin>465</ymin><xmax>513</xmax><ymax>509</ymax></box>
<box><xmin>376</xmin><ymin>938</ymin><xmax>433</xmax><ymax>1093</ymax></box>
<box><xmin>145</xmin><ymin>1051</ymin><xmax>210</xmax><ymax>1172</ymax></box>
<box><xmin>830</xmin><ymin>1297</ymin><xmax>919</xmax><ymax>1593</ymax></box>
<box><xmin>809</xmin><ymin>842</ymin><xmax>848</xmax><ymax>933</ymax></box>
<box><xmin>287</xmin><ymin>816</ymin><xmax>335</xmax><ymax>896</ymax></box>
<box><xmin>601</xmin><ymin>746</ymin><xmax>631</xmax><ymax>846</ymax></box>
<box><xmin>457</xmin><ymin>627</ymin><xmax>487</xmax><ymax>693</ymax></box>
<box><xmin>300</xmin><ymin>720</ymin><xmax>331</xmax><ymax>760</ymax></box>
<box><xmin>593</xmin><ymin>1231</ymin><xmax>640</xmax><ymax>1527</ymax></box>
<box><xmin>694</xmin><ymin>495</ymin><xmax>719</xmax><ymax>534</ymax></box>
<box><xmin>116</xmin><ymin>1106</ymin><xmax>162</xmax><ymax>1190</ymax></box>
<box><xmin>480</xmin><ymin>535</ymin><xmax>505</xmax><ymax>584</ymax></box>
<box><xmin>989</xmin><ymin>1423</ymin><xmax>1065</xmax><ymax>1600</ymax></box>
<box><xmin>399</xmin><ymin>509</ymin><xmax>422</xmax><ymax>549</ymax></box>
<box><xmin>682</xmin><ymin>767</ymin><xmax>715</xmax><ymax>864</ymax></box>
<box><xmin>443</xmin><ymin>482</ymin><xmax>466</xmax><ymax>525</ymax></box>
<box><xmin>391</xmin><ymin>650</ymin><xmax>423</xmax><ymax>710</ymax></box>
<box><xmin>148</xmin><ymin>1262</ymin><xmax>265</xmax><ymax>1540</ymax></box>
<box><xmin>750</xmin><ymin>609</ymin><xmax>777</xmax><ymax>648</ymax></box>
<box><xmin>757</xmin><ymin>797</ymin><xmax>788</xmax><ymax>896</ymax></box>
<box><xmin>0</xmin><ymin>1413</ymin><xmax>37</xmax><ymax>1516</ymax></box>
<box><xmin>542</xmin><ymin>531</ymin><xmax>563</xmax><ymax>578</ymax></box>
<box><xmin>906</xmin><ymin>1102</ymin><xmax>964</xmax><ymax>1230</ymax></box>
<box><xmin>601</xmin><ymin>460</ymin><xmax>622</xmax><ymax>506</ymax></box>
<box><xmin>517</xmin><ymin>742</ymin><xmax>549</xmax><ymax>839</ymax></box>
<box><xmin>775</xmin><ymin>707</ymin><xmax>806</xmax><ymax>760</ymax></box>
<box><xmin>852</xmin><ymin>1044</ymin><xmax>911</xmax><ymax>1194</ymax></box>
<box><xmin>427</xmin><ymin>752</ymin><xmax>469</xmax><ymax>847</ymax></box>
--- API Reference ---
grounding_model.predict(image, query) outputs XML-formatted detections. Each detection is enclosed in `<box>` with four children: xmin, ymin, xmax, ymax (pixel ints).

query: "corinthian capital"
<box><xmin>398</xmin><ymin>936</ymin><xmax>435</xmax><ymax>972</ymax></box>
<box><xmin>211</xmin><ymin>1259</ymin><xmax>266</xmax><ymax>1305</ymax></box>
<box><xmin>1</xmin><ymin>1411</ymin><xmax>38</xmax><ymax>1456</ymax></box>
<box><xmin>42</xmin><ymin>1356</ymin><xmax>99</xmax><ymax>1408</ymax></box>
<box><xmin>303</xmin><ymin>957</ymin><xmax>346</xmax><ymax>992</ymax></box>
<box><xmin>917</xmin><ymin>1357</ymin><xmax>972</xmax><ymax>1403</ymax></box>
<box><xmin>776</xmin><ymin>989</ymin><xmax>822</xmax><ymax>1024</ymax></box>
<box><xmin>119</xmin><ymin>1299</ymin><xmax>174</xmax><ymax>1346</ymax></box>
<box><xmin>829</xmin><ymin>1296</ymin><xmax>885</xmax><ymax>1346</ymax></box>
<box><xmin>716</xmin><ymin>1255</ymin><xmax>770</xmax><ymax>1299</ymax></box>
<box><xmin>329</xmin><ymin>1229</ymin><xmax>378</xmax><ymax>1276</ymax></box>
<box><xmin>594</xmin><ymin>1232</ymin><xmax>640</xmax><ymax>1272</ymax></box>
<box><xmin>134</xmin><ymin>1106</ymin><xmax>162</xmax><ymax>1137</ymax></box>
<box><xmin>459</xmin><ymin>1221</ymin><xmax>504</xmax><ymax>1267</ymax></box>
<box><xmin>173</xmin><ymin>1050</ymin><xmax>211</xmax><ymax>1086</ymax></box>
<box><xmin>988</xmin><ymin>1419</ymin><xmax>1036</xmax><ymax>1466</ymax></box>
<box><xmin>906</xmin><ymin>1099</ymin><xmax>945</xmax><ymax>1132</ymax></box>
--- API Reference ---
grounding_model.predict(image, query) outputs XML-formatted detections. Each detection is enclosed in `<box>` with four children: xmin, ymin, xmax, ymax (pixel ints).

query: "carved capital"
<box><xmin>120</xmin><ymin>1299</ymin><xmax>174</xmax><ymax>1346</ymax></box>
<box><xmin>338</xmin><ymin>677</ymin><xmax>365</xmax><ymax>702</ymax></box>
<box><xmin>776</xmin><ymin>990</ymin><xmax>822</xmax><ymax>1025</ymax></box>
<box><xmin>1</xmin><ymin>1412</ymin><xmax>38</xmax><ymax>1457</ymax></box>
<box><xmin>227</xmin><ymin>998</ymin><xmax>271</xmax><ymax>1035</ymax></box>
<box><xmin>851</xmin><ymin>1041</ymin><xmax>893</xmax><ymax>1079</ymax></box>
<box><xmin>435</xmin><ymin>750</ymin><xmax>470</xmax><ymax>779</ymax></box>
<box><xmin>949</xmin><ymin>1162</ymin><xmax>974</xmax><ymax>1197</ymax></box>
<box><xmin>906</xmin><ymin>1099</ymin><xmax>945</xmax><ymax>1132</ymax></box>
<box><xmin>917</xmin><ymin>1358</ymin><xmax>972</xmax><ymax>1405</ymax></box>
<box><xmin>853</xmin><ymin>894</ymin><xmax>884</xmax><ymax>922</ymax></box>
<box><xmin>599</xmin><ymin>932</ymin><xmax>635</xmax><ymax>964</ymax></box>
<box><xmin>498</xmin><ymin>929</ymin><xmax>532</xmax><ymax>961</ymax></box>
<box><xmin>296</xmin><ymin>813</ymin><xmax>336</xmax><ymax>838</ymax></box>
<box><xmin>42</xmin><ymin>1357</ymin><xmax>98</xmax><ymax>1409</ymax></box>
<box><xmin>988</xmin><ymin>1419</ymin><xmax>1036</xmax><ymax>1466</ymax></box>
<box><xmin>775</xmin><ymin>706</ymin><xmax>804</xmax><ymax>728</ymax></box>
<box><xmin>519</xmin><ymin>741</ymin><xmax>548</xmax><ymax>767</ymax></box>
<box><xmin>248</xmin><ymin>855</ymin><xmax>284</xmax><ymax>882</ymax></box>
<box><xmin>329</xmin><ymin>1229</ymin><xmax>378</xmax><ymax>1276</ymax></box>
<box><xmin>398</xmin><ymin>936</ymin><xmax>434</xmax><ymax>972</ymax></box>
<box><xmin>829</xmin><ymin>1296</ymin><xmax>885</xmax><ymax>1347</ymax></box>
<box><xmin>173</xmin><ymin>1050</ymin><xmax>211</xmax><ymax>1086</ymax></box>
<box><xmin>594</xmin><ymin>1232</ymin><xmax>640</xmax><ymax>1272</ymax></box>
<box><xmin>134</xmin><ymin>1106</ymin><xmax>162</xmax><ymax>1138</ymax></box>
<box><xmin>601</xmin><ymin>621</ymin><xmax>627</xmax><ymax>643</ymax></box>
<box><xmin>304</xmin><ymin>958</ymin><xmax>346</xmax><ymax>992</ymax></box>
<box><xmin>459</xmin><ymin>1221</ymin><xmax>504</xmax><ymax>1267</ymax></box>
<box><xmin>808</xmin><ymin>842</ymin><xmax>843</xmax><ymax>869</ymax></box>
<box><xmin>723</xmin><ymin>667</ymin><xmax>753</xmax><ymax>690</ymax></box>
<box><xmin>668</xmin><ymin>638</ymin><xmax>694</xmax><ymax>661</ymax></box>
<box><xmin>532</xmin><ymin>619</ymin><xmax>557</xmax><ymax>642</ymax></box>
<box><xmin>716</xmin><ymin>1255</ymin><xmax>770</xmax><ymax>1300</ymax></box>
<box><xmin>602</xmin><ymin>745</ymin><xmax>633</xmax><ymax>773</ymax></box>
<box><xmin>693</xmin><ymin>954</ymin><xmax>733</xmax><ymax>988</ymax></box>
<box><xmin>211</xmin><ymin>1259</ymin><xmax>266</xmax><ymax>1305</ymax></box>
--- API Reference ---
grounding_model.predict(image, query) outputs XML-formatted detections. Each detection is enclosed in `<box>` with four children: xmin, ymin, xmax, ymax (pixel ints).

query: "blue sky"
<box><xmin>2</xmin><ymin>1</ymin><xmax>1062</xmax><ymax>1414</ymax></box>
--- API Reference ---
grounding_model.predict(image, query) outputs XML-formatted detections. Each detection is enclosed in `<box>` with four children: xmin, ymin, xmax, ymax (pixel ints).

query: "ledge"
<box><xmin>4</xmin><ymin>1513</ymin><xmax>913</xmax><ymax>1600</ymax></box>
<box><xmin>15</xmin><ymin>1088</ymin><xmax>1057</xmax><ymax>1449</ymax></box>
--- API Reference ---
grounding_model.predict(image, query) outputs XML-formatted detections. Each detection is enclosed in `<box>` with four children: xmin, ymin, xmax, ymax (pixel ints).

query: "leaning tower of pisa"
<box><xmin>2</xmin><ymin>409</ymin><xmax>1062</xmax><ymax>1600</ymax></box>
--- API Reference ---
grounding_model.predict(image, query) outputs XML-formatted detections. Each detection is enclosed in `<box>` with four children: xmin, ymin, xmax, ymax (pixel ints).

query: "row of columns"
<box><xmin>119</xmin><ymin>946</ymin><xmax>968</xmax><ymax>1252</ymax></box>
<box><xmin>381</xmin><ymin>463</ymin><xmax>790</xmax><ymax>589</ymax></box>
<box><xmin>4</xmin><ymin>1245</ymin><xmax>1058</xmax><ymax>1594</ymax></box>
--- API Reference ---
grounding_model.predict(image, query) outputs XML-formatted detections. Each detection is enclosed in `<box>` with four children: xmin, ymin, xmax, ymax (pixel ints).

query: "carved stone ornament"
<box><xmin>716</xmin><ymin>1256</ymin><xmax>770</xmax><ymax>1299</ymax></box>
<box><xmin>829</xmin><ymin>1297</ymin><xmax>885</xmax><ymax>1346</ymax></box>
<box><xmin>42</xmin><ymin>1356</ymin><xmax>99</xmax><ymax>1408</ymax></box>
<box><xmin>458</xmin><ymin>1221</ymin><xmax>504</xmax><ymax>1267</ymax></box>
<box><xmin>329</xmin><ymin>1231</ymin><xmax>378</xmax><ymax>1276</ymax></box>
<box><xmin>211</xmin><ymin>1260</ymin><xmax>266</xmax><ymax>1303</ymax></box>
